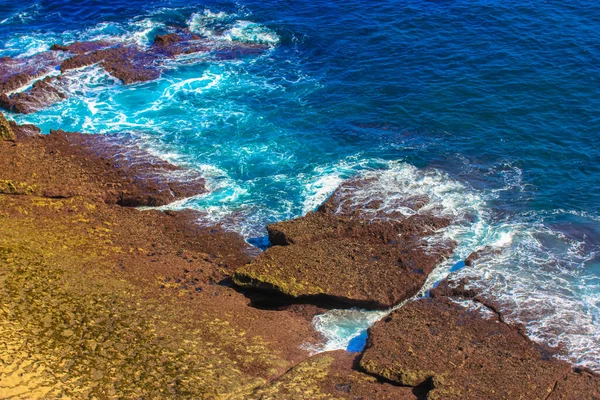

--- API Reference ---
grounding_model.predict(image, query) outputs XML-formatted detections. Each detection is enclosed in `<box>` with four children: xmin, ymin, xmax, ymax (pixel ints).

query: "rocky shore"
<box><xmin>0</xmin><ymin>31</ymin><xmax>269</xmax><ymax>114</ymax></box>
<box><xmin>1</xmin><ymin>111</ymin><xmax>599</xmax><ymax>399</ymax></box>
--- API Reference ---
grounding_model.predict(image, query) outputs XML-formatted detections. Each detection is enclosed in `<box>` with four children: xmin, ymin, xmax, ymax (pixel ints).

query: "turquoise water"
<box><xmin>1</xmin><ymin>0</ymin><xmax>599</xmax><ymax>369</ymax></box>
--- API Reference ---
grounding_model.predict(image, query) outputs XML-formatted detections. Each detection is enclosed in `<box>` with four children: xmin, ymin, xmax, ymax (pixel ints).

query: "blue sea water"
<box><xmin>1</xmin><ymin>0</ymin><xmax>599</xmax><ymax>369</ymax></box>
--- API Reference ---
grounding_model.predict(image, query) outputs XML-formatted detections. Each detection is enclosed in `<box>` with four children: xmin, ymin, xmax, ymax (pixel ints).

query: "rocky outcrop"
<box><xmin>0</xmin><ymin>112</ymin><xmax>15</xmax><ymax>141</ymax></box>
<box><xmin>359</xmin><ymin>297</ymin><xmax>572</xmax><ymax>399</ymax></box>
<box><xmin>0</xmin><ymin>52</ymin><xmax>64</xmax><ymax>94</ymax></box>
<box><xmin>0</xmin><ymin>75</ymin><xmax>67</xmax><ymax>114</ymax></box>
<box><xmin>0</xmin><ymin>30</ymin><xmax>271</xmax><ymax>114</ymax></box>
<box><xmin>0</xmin><ymin>128</ymin><xmax>206</xmax><ymax>206</ymax></box>
<box><xmin>0</xmin><ymin>124</ymin><xmax>318</xmax><ymax>398</ymax></box>
<box><xmin>234</xmin><ymin>179</ymin><xmax>455</xmax><ymax>309</ymax></box>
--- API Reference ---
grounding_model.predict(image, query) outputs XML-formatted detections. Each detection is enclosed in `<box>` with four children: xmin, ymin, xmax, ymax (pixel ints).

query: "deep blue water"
<box><xmin>1</xmin><ymin>0</ymin><xmax>599</xmax><ymax>369</ymax></box>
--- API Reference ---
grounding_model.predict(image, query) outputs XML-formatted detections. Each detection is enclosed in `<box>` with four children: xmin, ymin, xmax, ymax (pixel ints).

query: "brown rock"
<box><xmin>8</xmin><ymin>120</ymin><xmax>41</xmax><ymax>138</ymax></box>
<box><xmin>0</xmin><ymin>52</ymin><xmax>63</xmax><ymax>94</ymax></box>
<box><xmin>253</xmin><ymin>350</ymin><xmax>417</xmax><ymax>400</ymax></box>
<box><xmin>60</xmin><ymin>45</ymin><xmax>161</xmax><ymax>84</ymax></box>
<box><xmin>359</xmin><ymin>297</ymin><xmax>572</xmax><ymax>400</ymax></box>
<box><xmin>50</xmin><ymin>41</ymin><xmax>112</xmax><ymax>54</ymax></box>
<box><xmin>152</xmin><ymin>32</ymin><xmax>210</xmax><ymax>57</ymax></box>
<box><xmin>0</xmin><ymin>135</ymin><xmax>320</xmax><ymax>398</ymax></box>
<box><xmin>0</xmin><ymin>128</ymin><xmax>206</xmax><ymax>206</ymax></box>
<box><xmin>0</xmin><ymin>76</ymin><xmax>67</xmax><ymax>114</ymax></box>
<box><xmin>548</xmin><ymin>368</ymin><xmax>600</xmax><ymax>400</ymax></box>
<box><xmin>464</xmin><ymin>245</ymin><xmax>501</xmax><ymax>266</ymax></box>
<box><xmin>235</xmin><ymin>178</ymin><xmax>455</xmax><ymax>309</ymax></box>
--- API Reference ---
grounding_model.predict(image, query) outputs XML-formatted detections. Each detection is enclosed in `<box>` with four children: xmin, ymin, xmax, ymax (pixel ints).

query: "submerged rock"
<box><xmin>359</xmin><ymin>297</ymin><xmax>572</xmax><ymax>400</ymax></box>
<box><xmin>0</xmin><ymin>29</ymin><xmax>271</xmax><ymax>114</ymax></box>
<box><xmin>234</xmin><ymin>179</ymin><xmax>455</xmax><ymax>309</ymax></box>
<box><xmin>0</xmin><ymin>76</ymin><xmax>67</xmax><ymax>114</ymax></box>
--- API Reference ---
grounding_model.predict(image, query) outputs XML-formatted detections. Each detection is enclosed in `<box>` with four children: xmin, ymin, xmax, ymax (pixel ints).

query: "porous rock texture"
<box><xmin>234</xmin><ymin>179</ymin><xmax>455</xmax><ymax>309</ymax></box>
<box><xmin>0</xmin><ymin>119</ymin><xmax>412</xmax><ymax>399</ymax></box>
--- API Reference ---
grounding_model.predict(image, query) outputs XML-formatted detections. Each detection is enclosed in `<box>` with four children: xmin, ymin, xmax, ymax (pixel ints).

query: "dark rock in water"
<box><xmin>60</xmin><ymin>45</ymin><xmax>162</xmax><ymax>85</ymax></box>
<box><xmin>0</xmin><ymin>112</ymin><xmax>15</xmax><ymax>141</ymax></box>
<box><xmin>0</xmin><ymin>52</ymin><xmax>64</xmax><ymax>94</ymax></box>
<box><xmin>234</xmin><ymin>178</ymin><xmax>455</xmax><ymax>309</ymax></box>
<box><xmin>0</xmin><ymin>76</ymin><xmax>66</xmax><ymax>114</ymax></box>
<box><xmin>1</xmin><ymin>30</ymin><xmax>272</xmax><ymax>114</ymax></box>
<box><xmin>50</xmin><ymin>41</ymin><xmax>112</xmax><ymax>54</ymax></box>
<box><xmin>359</xmin><ymin>297</ymin><xmax>572</xmax><ymax>400</ymax></box>
<box><xmin>464</xmin><ymin>245</ymin><xmax>501</xmax><ymax>266</ymax></box>
<box><xmin>152</xmin><ymin>32</ymin><xmax>211</xmax><ymax>57</ymax></box>
<box><xmin>430</xmin><ymin>277</ymin><xmax>481</xmax><ymax>301</ymax></box>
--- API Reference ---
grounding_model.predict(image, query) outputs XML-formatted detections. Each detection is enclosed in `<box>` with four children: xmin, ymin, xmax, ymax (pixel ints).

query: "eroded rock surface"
<box><xmin>359</xmin><ymin>297</ymin><xmax>572</xmax><ymax>400</ymax></box>
<box><xmin>234</xmin><ymin>179</ymin><xmax>455</xmax><ymax>309</ymax></box>
<box><xmin>0</xmin><ymin>128</ymin><xmax>206</xmax><ymax>206</ymax></box>
<box><xmin>0</xmin><ymin>121</ymin><xmax>418</xmax><ymax>399</ymax></box>
<box><xmin>547</xmin><ymin>368</ymin><xmax>600</xmax><ymax>400</ymax></box>
<box><xmin>253</xmin><ymin>350</ymin><xmax>417</xmax><ymax>400</ymax></box>
<box><xmin>0</xmin><ymin>112</ymin><xmax>15</xmax><ymax>141</ymax></box>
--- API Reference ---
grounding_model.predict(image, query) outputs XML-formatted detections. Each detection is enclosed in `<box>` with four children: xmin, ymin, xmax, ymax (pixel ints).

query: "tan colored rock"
<box><xmin>253</xmin><ymin>350</ymin><xmax>417</xmax><ymax>400</ymax></box>
<box><xmin>0</xmin><ymin>112</ymin><xmax>15</xmax><ymax>141</ymax></box>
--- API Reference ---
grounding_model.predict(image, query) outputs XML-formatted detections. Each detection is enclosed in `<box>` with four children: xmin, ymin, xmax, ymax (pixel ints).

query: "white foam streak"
<box><xmin>188</xmin><ymin>9</ymin><xmax>280</xmax><ymax>46</ymax></box>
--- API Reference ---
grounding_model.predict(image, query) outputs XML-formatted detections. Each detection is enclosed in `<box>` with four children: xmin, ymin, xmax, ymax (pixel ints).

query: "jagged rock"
<box><xmin>0</xmin><ymin>76</ymin><xmax>67</xmax><ymax>114</ymax></box>
<box><xmin>234</xmin><ymin>178</ymin><xmax>455</xmax><ymax>309</ymax></box>
<box><xmin>464</xmin><ymin>245</ymin><xmax>501</xmax><ymax>266</ymax></box>
<box><xmin>0</xmin><ymin>112</ymin><xmax>15</xmax><ymax>141</ymax></box>
<box><xmin>0</xmin><ymin>52</ymin><xmax>64</xmax><ymax>94</ymax></box>
<box><xmin>359</xmin><ymin>297</ymin><xmax>572</xmax><ymax>400</ymax></box>
<box><xmin>59</xmin><ymin>45</ymin><xmax>161</xmax><ymax>84</ymax></box>
<box><xmin>1</xmin><ymin>30</ymin><xmax>270</xmax><ymax>114</ymax></box>
<box><xmin>8</xmin><ymin>120</ymin><xmax>41</xmax><ymax>138</ymax></box>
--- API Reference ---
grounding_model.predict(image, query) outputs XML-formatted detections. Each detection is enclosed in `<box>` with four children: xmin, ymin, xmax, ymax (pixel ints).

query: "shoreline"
<box><xmin>1</xmin><ymin>113</ymin><xmax>599</xmax><ymax>399</ymax></box>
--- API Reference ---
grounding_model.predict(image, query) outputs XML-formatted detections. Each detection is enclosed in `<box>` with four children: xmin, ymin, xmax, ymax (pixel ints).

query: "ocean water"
<box><xmin>1</xmin><ymin>0</ymin><xmax>599</xmax><ymax>370</ymax></box>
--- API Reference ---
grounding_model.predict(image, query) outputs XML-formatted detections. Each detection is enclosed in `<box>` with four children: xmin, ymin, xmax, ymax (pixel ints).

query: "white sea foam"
<box><xmin>449</xmin><ymin>220</ymin><xmax>600</xmax><ymax>370</ymax></box>
<box><xmin>223</xmin><ymin>21</ymin><xmax>280</xmax><ymax>45</ymax></box>
<box><xmin>0</xmin><ymin>4</ymin><xmax>40</xmax><ymax>26</ymax></box>
<box><xmin>188</xmin><ymin>9</ymin><xmax>280</xmax><ymax>46</ymax></box>
<box><xmin>308</xmin><ymin>160</ymin><xmax>600</xmax><ymax>372</ymax></box>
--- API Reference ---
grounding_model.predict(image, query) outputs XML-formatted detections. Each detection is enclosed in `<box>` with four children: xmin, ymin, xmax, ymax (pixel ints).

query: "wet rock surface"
<box><xmin>2</xmin><ymin>116</ymin><xmax>599</xmax><ymax>398</ymax></box>
<box><xmin>0</xmin><ymin>30</ymin><xmax>270</xmax><ymax>113</ymax></box>
<box><xmin>359</xmin><ymin>297</ymin><xmax>572</xmax><ymax>400</ymax></box>
<box><xmin>0</xmin><ymin>52</ymin><xmax>64</xmax><ymax>94</ymax></box>
<box><xmin>234</xmin><ymin>179</ymin><xmax>455</xmax><ymax>309</ymax></box>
